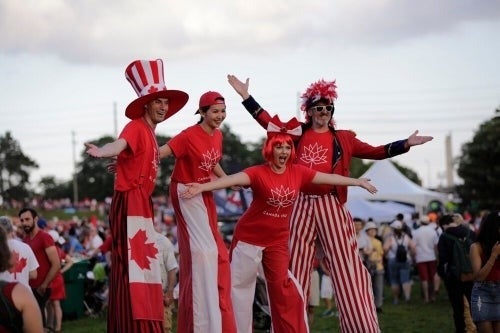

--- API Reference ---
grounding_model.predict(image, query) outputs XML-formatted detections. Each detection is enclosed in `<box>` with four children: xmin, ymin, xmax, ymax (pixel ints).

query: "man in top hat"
<box><xmin>85</xmin><ymin>59</ymin><xmax>188</xmax><ymax>333</ymax></box>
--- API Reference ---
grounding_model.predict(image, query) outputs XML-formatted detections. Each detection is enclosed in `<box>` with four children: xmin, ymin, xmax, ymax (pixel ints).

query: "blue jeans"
<box><xmin>470</xmin><ymin>281</ymin><xmax>500</xmax><ymax>322</ymax></box>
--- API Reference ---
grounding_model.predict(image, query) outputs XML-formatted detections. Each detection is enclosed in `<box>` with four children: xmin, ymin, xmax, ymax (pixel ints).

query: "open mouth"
<box><xmin>278</xmin><ymin>156</ymin><xmax>288</xmax><ymax>163</ymax></box>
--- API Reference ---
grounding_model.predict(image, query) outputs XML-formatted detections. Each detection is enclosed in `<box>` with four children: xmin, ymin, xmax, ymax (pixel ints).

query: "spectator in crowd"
<box><xmin>308</xmin><ymin>257</ymin><xmax>320</xmax><ymax>326</ymax></box>
<box><xmin>412</xmin><ymin>216</ymin><xmax>439</xmax><ymax>303</ymax></box>
<box><xmin>0</xmin><ymin>225</ymin><xmax>44</xmax><ymax>333</ymax></box>
<box><xmin>20</xmin><ymin>208</ymin><xmax>61</xmax><ymax>329</ymax></box>
<box><xmin>64</xmin><ymin>227</ymin><xmax>85</xmax><ymax>257</ymax></box>
<box><xmin>155</xmin><ymin>226</ymin><xmax>178</xmax><ymax>333</ymax></box>
<box><xmin>394</xmin><ymin>213</ymin><xmax>413</xmax><ymax>238</ymax></box>
<box><xmin>365</xmin><ymin>221</ymin><xmax>385</xmax><ymax>313</ymax></box>
<box><xmin>82</xmin><ymin>225</ymin><xmax>103</xmax><ymax>256</ymax></box>
<box><xmin>355</xmin><ymin>217</ymin><xmax>372</xmax><ymax>261</ymax></box>
<box><xmin>429</xmin><ymin>214</ymin><xmax>443</xmax><ymax>299</ymax></box>
<box><xmin>437</xmin><ymin>214</ymin><xmax>476</xmax><ymax>333</ymax></box>
<box><xmin>46</xmin><ymin>230</ymin><xmax>74</xmax><ymax>333</ymax></box>
<box><xmin>0</xmin><ymin>216</ymin><xmax>39</xmax><ymax>287</ymax></box>
<box><xmin>469</xmin><ymin>211</ymin><xmax>500</xmax><ymax>333</ymax></box>
<box><xmin>85</xmin><ymin>58</ymin><xmax>188</xmax><ymax>332</ymax></box>
<box><xmin>319</xmin><ymin>258</ymin><xmax>337</xmax><ymax>318</ymax></box>
<box><xmin>383</xmin><ymin>220</ymin><xmax>415</xmax><ymax>304</ymax></box>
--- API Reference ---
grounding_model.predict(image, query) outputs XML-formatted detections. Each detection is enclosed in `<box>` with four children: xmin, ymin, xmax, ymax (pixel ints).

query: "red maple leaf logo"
<box><xmin>147</xmin><ymin>85</ymin><xmax>159</xmax><ymax>94</ymax></box>
<box><xmin>9</xmin><ymin>250</ymin><xmax>27</xmax><ymax>278</ymax></box>
<box><xmin>129</xmin><ymin>229</ymin><xmax>158</xmax><ymax>270</ymax></box>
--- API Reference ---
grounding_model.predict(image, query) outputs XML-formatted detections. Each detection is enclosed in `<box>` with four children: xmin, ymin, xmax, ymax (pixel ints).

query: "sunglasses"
<box><xmin>310</xmin><ymin>105</ymin><xmax>334</xmax><ymax>113</ymax></box>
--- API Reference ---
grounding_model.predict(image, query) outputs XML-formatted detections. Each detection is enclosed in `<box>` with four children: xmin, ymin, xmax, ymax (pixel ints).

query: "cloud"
<box><xmin>1</xmin><ymin>0</ymin><xmax>499</xmax><ymax>64</ymax></box>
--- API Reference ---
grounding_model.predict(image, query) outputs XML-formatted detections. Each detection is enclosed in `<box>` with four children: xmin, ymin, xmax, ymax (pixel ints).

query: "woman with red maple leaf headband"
<box><xmin>181</xmin><ymin>115</ymin><xmax>377</xmax><ymax>333</ymax></box>
<box><xmin>158</xmin><ymin>91</ymin><xmax>237</xmax><ymax>333</ymax></box>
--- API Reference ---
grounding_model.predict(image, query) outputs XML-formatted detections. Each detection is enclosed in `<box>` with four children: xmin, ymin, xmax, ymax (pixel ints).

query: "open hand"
<box><xmin>85</xmin><ymin>142</ymin><xmax>103</xmax><ymax>158</ymax></box>
<box><xmin>180</xmin><ymin>183</ymin><xmax>203</xmax><ymax>199</ymax></box>
<box><xmin>227</xmin><ymin>75</ymin><xmax>250</xmax><ymax>100</ymax></box>
<box><xmin>407</xmin><ymin>130</ymin><xmax>433</xmax><ymax>147</ymax></box>
<box><xmin>359</xmin><ymin>178</ymin><xmax>377</xmax><ymax>194</ymax></box>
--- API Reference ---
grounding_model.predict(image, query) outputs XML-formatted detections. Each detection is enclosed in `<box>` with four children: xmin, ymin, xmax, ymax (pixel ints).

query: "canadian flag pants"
<box><xmin>230</xmin><ymin>238</ymin><xmax>309</xmax><ymax>333</ymax></box>
<box><xmin>289</xmin><ymin>193</ymin><xmax>380</xmax><ymax>333</ymax></box>
<box><xmin>170</xmin><ymin>182</ymin><xmax>237</xmax><ymax>333</ymax></box>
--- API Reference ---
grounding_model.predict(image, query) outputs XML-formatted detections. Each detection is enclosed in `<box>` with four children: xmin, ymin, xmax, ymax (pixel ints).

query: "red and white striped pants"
<box><xmin>289</xmin><ymin>192</ymin><xmax>380</xmax><ymax>333</ymax></box>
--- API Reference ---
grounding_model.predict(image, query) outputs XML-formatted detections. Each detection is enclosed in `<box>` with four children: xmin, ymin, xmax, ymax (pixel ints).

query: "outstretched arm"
<box><xmin>181</xmin><ymin>172</ymin><xmax>251</xmax><ymax>198</ymax></box>
<box><xmin>405</xmin><ymin>130</ymin><xmax>433</xmax><ymax>149</ymax></box>
<box><xmin>312</xmin><ymin>173</ymin><xmax>377</xmax><ymax>194</ymax></box>
<box><xmin>85</xmin><ymin>139</ymin><xmax>127</xmax><ymax>158</ymax></box>
<box><xmin>159</xmin><ymin>143</ymin><xmax>173</xmax><ymax>159</ymax></box>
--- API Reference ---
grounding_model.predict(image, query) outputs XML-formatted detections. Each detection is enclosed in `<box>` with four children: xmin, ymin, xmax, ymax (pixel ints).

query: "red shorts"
<box><xmin>416</xmin><ymin>261</ymin><xmax>437</xmax><ymax>282</ymax></box>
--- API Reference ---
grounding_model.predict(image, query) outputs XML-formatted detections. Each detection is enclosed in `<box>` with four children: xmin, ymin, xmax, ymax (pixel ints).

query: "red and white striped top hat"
<box><xmin>125</xmin><ymin>59</ymin><xmax>189</xmax><ymax>120</ymax></box>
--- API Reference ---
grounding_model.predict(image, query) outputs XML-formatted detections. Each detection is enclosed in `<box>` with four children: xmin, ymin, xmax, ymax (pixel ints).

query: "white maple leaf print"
<box><xmin>199</xmin><ymin>148</ymin><xmax>220</xmax><ymax>172</ymax></box>
<box><xmin>300</xmin><ymin>143</ymin><xmax>328</xmax><ymax>167</ymax></box>
<box><xmin>267</xmin><ymin>185</ymin><xmax>296</xmax><ymax>210</ymax></box>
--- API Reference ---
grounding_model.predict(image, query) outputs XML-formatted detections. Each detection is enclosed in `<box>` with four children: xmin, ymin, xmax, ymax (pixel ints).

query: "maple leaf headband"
<box><xmin>266</xmin><ymin>115</ymin><xmax>302</xmax><ymax>141</ymax></box>
<box><xmin>300</xmin><ymin>79</ymin><xmax>338</xmax><ymax>111</ymax></box>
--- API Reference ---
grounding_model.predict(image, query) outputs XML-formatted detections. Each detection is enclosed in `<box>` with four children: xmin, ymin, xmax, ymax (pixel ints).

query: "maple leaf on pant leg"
<box><xmin>129</xmin><ymin>229</ymin><xmax>159</xmax><ymax>270</ymax></box>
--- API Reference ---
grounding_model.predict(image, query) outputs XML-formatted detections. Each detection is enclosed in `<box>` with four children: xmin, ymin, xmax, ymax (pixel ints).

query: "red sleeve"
<box><xmin>167</xmin><ymin>129</ymin><xmax>188</xmax><ymax>158</ymax></box>
<box><xmin>99</xmin><ymin>236</ymin><xmax>112</xmax><ymax>253</ymax></box>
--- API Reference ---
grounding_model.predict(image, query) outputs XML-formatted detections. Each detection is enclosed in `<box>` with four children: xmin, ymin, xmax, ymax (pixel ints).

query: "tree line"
<box><xmin>1</xmin><ymin>111</ymin><xmax>499</xmax><ymax>212</ymax></box>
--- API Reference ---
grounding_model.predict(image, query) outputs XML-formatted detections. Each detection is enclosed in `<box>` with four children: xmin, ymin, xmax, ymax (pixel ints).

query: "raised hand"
<box><xmin>359</xmin><ymin>178</ymin><xmax>377</xmax><ymax>194</ymax></box>
<box><xmin>407</xmin><ymin>130</ymin><xmax>433</xmax><ymax>147</ymax></box>
<box><xmin>227</xmin><ymin>74</ymin><xmax>250</xmax><ymax>100</ymax></box>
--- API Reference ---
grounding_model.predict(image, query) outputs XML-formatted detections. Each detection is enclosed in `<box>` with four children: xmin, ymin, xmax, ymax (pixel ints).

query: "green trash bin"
<box><xmin>61</xmin><ymin>259</ymin><xmax>90</xmax><ymax>319</ymax></box>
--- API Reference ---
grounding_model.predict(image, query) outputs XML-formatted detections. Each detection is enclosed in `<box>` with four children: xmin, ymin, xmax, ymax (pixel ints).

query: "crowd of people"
<box><xmin>0</xmin><ymin>58</ymin><xmax>498</xmax><ymax>333</ymax></box>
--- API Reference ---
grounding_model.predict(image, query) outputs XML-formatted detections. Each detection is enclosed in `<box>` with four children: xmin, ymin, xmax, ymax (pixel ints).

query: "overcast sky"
<box><xmin>1</xmin><ymin>0</ymin><xmax>499</xmax><ymax>190</ymax></box>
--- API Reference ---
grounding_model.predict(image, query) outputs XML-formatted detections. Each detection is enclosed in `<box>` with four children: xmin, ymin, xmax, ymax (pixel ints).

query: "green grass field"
<box><xmin>60</xmin><ymin>281</ymin><xmax>457</xmax><ymax>333</ymax></box>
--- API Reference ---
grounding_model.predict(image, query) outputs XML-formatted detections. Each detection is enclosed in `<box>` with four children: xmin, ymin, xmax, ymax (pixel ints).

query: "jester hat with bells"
<box><xmin>125</xmin><ymin>59</ymin><xmax>189</xmax><ymax>121</ymax></box>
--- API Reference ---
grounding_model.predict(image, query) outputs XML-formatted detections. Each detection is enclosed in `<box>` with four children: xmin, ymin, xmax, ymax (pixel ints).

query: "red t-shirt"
<box><xmin>114</xmin><ymin>118</ymin><xmax>159</xmax><ymax>195</ymax></box>
<box><xmin>23</xmin><ymin>230</ymin><xmax>55</xmax><ymax>288</ymax></box>
<box><xmin>233</xmin><ymin>164</ymin><xmax>316</xmax><ymax>247</ymax></box>
<box><xmin>168</xmin><ymin>125</ymin><xmax>223</xmax><ymax>184</ymax></box>
<box><xmin>295</xmin><ymin>130</ymin><xmax>335</xmax><ymax>195</ymax></box>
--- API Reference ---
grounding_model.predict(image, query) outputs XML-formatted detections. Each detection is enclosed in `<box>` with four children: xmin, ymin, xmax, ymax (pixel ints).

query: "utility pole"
<box><xmin>445</xmin><ymin>133</ymin><xmax>454</xmax><ymax>188</ymax></box>
<box><xmin>113</xmin><ymin>102</ymin><xmax>118</xmax><ymax>138</ymax></box>
<box><xmin>72</xmin><ymin>130</ymin><xmax>79</xmax><ymax>206</ymax></box>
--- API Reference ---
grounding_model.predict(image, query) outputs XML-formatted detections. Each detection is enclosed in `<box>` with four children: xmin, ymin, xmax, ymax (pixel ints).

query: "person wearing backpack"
<box><xmin>437</xmin><ymin>214</ymin><xmax>476</xmax><ymax>333</ymax></box>
<box><xmin>469</xmin><ymin>211</ymin><xmax>500</xmax><ymax>333</ymax></box>
<box><xmin>383</xmin><ymin>220</ymin><xmax>416</xmax><ymax>305</ymax></box>
<box><xmin>0</xmin><ymin>220</ymin><xmax>43</xmax><ymax>333</ymax></box>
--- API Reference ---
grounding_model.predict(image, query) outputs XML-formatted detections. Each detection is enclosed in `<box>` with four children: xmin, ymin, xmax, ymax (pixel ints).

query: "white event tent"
<box><xmin>347</xmin><ymin>160</ymin><xmax>448</xmax><ymax>217</ymax></box>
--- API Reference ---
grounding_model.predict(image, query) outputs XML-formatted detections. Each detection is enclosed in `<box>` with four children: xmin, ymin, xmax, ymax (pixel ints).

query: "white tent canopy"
<box><xmin>348</xmin><ymin>160</ymin><xmax>448</xmax><ymax>214</ymax></box>
<box><xmin>346</xmin><ymin>198</ymin><xmax>415</xmax><ymax>224</ymax></box>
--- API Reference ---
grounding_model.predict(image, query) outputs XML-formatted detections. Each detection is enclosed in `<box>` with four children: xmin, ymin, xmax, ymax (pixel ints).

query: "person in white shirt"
<box><xmin>0</xmin><ymin>216</ymin><xmax>39</xmax><ymax>288</ymax></box>
<box><xmin>155</xmin><ymin>228</ymin><xmax>178</xmax><ymax>333</ymax></box>
<box><xmin>412</xmin><ymin>216</ymin><xmax>439</xmax><ymax>303</ymax></box>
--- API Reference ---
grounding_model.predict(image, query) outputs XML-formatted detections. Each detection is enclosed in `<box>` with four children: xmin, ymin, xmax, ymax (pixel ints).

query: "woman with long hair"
<box><xmin>470</xmin><ymin>211</ymin><xmax>500</xmax><ymax>333</ymax></box>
